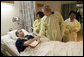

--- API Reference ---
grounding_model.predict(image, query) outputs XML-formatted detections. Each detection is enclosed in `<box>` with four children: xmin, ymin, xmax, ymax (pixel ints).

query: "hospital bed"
<box><xmin>1</xmin><ymin>34</ymin><xmax>20</xmax><ymax>56</ymax></box>
<box><xmin>1</xmin><ymin>29</ymin><xmax>83</xmax><ymax>56</ymax></box>
<box><xmin>1</xmin><ymin>29</ymin><xmax>33</xmax><ymax>56</ymax></box>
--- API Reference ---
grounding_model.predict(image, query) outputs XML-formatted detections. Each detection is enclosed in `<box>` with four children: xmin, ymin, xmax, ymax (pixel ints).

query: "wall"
<box><xmin>1</xmin><ymin>1</ymin><xmax>24</xmax><ymax>35</ymax></box>
<box><xmin>36</xmin><ymin>1</ymin><xmax>77</xmax><ymax>13</ymax></box>
<box><xmin>1</xmin><ymin>1</ymin><xmax>78</xmax><ymax>35</ymax></box>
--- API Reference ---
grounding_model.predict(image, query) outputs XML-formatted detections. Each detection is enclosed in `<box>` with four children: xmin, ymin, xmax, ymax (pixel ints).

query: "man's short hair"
<box><xmin>69</xmin><ymin>11</ymin><xmax>76</xmax><ymax>16</ymax></box>
<box><xmin>15</xmin><ymin>30</ymin><xmax>19</xmax><ymax>37</ymax></box>
<box><xmin>42</xmin><ymin>5</ymin><xmax>51</xmax><ymax>11</ymax></box>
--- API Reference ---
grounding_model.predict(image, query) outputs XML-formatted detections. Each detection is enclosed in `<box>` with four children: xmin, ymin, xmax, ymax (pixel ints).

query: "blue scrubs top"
<box><xmin>15</xmin><ymin>35</ymin><xmax>34</xmax><ymax>53</ymax></box>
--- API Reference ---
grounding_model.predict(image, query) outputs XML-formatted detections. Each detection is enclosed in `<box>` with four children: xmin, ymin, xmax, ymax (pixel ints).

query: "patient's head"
<box><xmin>15</xmin><ymin>30</ymin><xmax>24</xmax><ymax>37</ymax></box>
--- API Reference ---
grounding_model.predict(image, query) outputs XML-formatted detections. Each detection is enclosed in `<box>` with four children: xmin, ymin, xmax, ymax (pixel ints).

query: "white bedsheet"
<box><xmin>20</xmin><ymin>38</ymin><xmax>83</xmax><ymax>56</ymax></box>
<box><xmin>1</xmin><ymin>35</ymin><xmax>83</xmax><ymax>56</ymax></box>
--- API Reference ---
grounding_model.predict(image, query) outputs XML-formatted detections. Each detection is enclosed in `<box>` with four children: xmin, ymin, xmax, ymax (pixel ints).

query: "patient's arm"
<box><xmin>23</xmin><ymin>36</ymin><xmax>41</xmax><ymax>46</ymax></box>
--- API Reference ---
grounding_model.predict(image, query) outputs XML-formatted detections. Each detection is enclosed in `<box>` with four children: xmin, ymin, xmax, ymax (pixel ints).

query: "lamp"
<box><xmin>12</xmin><ymin>17</ymin><xmax>20</xmax><ymax>22</ymax></box>
<box><xmin>12</xmin><ymin>17</ymin><xmax>23</xmax><ymax>25</ymax></box>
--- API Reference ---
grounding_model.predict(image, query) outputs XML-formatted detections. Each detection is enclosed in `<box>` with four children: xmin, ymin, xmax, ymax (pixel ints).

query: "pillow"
<box><xmin>7</xmin><ymin>29</ymin><xmax>32</xmax><ymax>40</ymax></box>
<box><xmin>7</xmin><ymin>30</ymin><xmax>18</xmax><ymax>40</ymax></box>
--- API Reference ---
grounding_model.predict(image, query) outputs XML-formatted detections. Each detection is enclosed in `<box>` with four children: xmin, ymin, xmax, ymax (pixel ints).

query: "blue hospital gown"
<box><xmin>15</xmin><ymin>35</ymin><xmax>34</xmax><ymax>53</ymax></box>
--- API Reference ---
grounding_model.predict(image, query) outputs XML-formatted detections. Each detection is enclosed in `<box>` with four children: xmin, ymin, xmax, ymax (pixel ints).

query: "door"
<box><xmin>61</xmin><ymin>4</ymin><xmax>76</xmax><ymax>20</ymax></box>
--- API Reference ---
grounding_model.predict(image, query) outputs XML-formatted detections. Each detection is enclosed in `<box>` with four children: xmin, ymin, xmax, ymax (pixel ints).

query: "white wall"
<box><xmin>1</xmin><ymin>1</ymin><xmax>24</xmax><ymax>35</ymax></box>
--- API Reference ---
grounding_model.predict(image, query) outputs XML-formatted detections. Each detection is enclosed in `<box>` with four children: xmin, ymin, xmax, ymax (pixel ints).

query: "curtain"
<box><xmin>22</xmin><ymin>1</ymin><xmax>35</xmax><ymax>32</ymax></box>
<box><xmin>61</xmin><ymin>4</ymin><xmax>76</xmax><ymax>20</ymax></box>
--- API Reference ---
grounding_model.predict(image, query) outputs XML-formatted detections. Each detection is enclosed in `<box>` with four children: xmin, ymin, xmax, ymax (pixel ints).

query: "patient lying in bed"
<box><xmin>15</xmin><ymin>30</ymin><xmax>41</xmax><ymax>53</ymax></box>
<box><xmin>15</xmin><ymin>29</ymin><xmax>83</xmax><ymax>56</ymax></box>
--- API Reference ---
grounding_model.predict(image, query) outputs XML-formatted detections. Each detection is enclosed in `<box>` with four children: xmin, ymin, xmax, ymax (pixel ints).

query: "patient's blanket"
<box><xmin>20</xmin><ymin>38</ymin><xmax>83</xmax><ymax>56</ymax></box>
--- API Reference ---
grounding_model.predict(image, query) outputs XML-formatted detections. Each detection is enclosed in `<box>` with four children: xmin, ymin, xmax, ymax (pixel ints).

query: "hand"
<box><xmin>37</xmin><ymin>36</ymin><xmax>41</xmax><ymax>39</ymax></box>
<box><xmin>35</xmin><ymin>36</ymin><xmax>41</xmax><ymax>40</ymax></box>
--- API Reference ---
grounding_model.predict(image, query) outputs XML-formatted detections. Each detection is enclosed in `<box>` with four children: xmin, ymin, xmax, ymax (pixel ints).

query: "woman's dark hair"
<box><xmin>36</xmin><ymin>11</ymin><xmax>44</xmax><ymax>18</ymax></box>
<box><xmin>69</xmin><ymin>11</ymin><xmax>76</xmax><ymax>16</ymax></box>
<box><xmin>15</xmin><ymin>30</ymin><xmax>19</xmax><ymax>37</ymax></box>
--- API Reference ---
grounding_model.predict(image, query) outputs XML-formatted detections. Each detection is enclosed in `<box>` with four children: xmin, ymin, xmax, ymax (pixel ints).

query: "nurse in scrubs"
<box><xmin>38</xmin><ymin>5</ymin><xmax>65</xmax><ymax>41</ymax></box>
<box><xmin>33</xmin><ymin>11</ymin><xmax>44</xmax><ymax>35</ymax></box>
<box><xmin>63</xmin><ymin>11</ymin><xmax>81</xmax><ymax>42</ymax></box>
